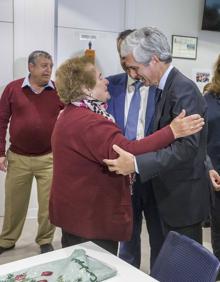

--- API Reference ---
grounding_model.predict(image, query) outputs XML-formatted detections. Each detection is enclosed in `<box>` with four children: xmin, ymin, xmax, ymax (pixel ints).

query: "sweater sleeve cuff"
<box><xmin>165</xmin><ymin>125</ymin><xmax>175</xmax><ymax>141</ymax></box>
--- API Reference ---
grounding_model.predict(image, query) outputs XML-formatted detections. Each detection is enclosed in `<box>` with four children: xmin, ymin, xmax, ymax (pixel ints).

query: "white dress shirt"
<box><xmin>124</xmin><ymin>76</ymin><xmax>150</xmax><ymax>140</ymax></box>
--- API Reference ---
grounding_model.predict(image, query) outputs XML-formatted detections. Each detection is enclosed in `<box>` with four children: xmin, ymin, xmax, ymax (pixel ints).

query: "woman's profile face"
<box><xmin>92</xmin><ymin>67</ymin><xmax>110</xmax><ymax>102</ymax></box>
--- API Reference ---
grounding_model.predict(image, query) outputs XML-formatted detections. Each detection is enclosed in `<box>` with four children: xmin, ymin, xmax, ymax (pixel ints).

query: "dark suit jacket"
<box><xmin>107</xmin><ymin>73</ymin><xmax>154</xmax><ymax>135</ymax></box>
<box><xmin>136</xmin><ymin>67</ymin><xmax>210</xmax><ymax>227</ymax></box>
<box><xmin>204</xmin><ymin>92</ymin><xmax>220</xmax><ymax>173</ymax></box>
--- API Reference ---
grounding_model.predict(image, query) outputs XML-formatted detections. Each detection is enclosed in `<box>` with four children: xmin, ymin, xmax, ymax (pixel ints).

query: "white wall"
<box><xmin>0</xmin><ymin>0</ymin><xmax>13</xmax><ymax>216</ymax></box>
<box><xmin>13</xmin><ymin>0</ymin><xmax>55</xmax><ymax>79</ymax></box>
<box><xmin>56</xmin><ymin>0</ymin><xmax>220</xmax><ymax>89</ymax></box>
<box><xmin>135</xmin><ymin>0</ymin><xmax>220</xmax><ymax>91</ymax></box>
<box><xmin>57</xmin><ymin>28</ymin><xmax>120</xmax><ymax>77</ymax></box>
<box><xmin>56</xmin><ymin>0</ymin><xmax>126</xmax><ymax>76</ymax></box>
<box><xmin>57</xmin><ymin>0</ymin><xmax>125</xmax><ymax>32</ymax></box>
<box><xmin>0</xmin><ymin>0</ymin><xmax>13</xmax><ymax>92</ymax></box>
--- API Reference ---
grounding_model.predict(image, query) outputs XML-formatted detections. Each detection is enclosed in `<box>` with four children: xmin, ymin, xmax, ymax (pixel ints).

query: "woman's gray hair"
<box><xmin>121</xmin><ymin>27</ymin><xmax>172</xmax><ymax>65</ymax></box>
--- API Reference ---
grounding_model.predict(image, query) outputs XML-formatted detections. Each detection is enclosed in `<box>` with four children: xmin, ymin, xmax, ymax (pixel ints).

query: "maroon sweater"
<box><xmin>50</xmin><ymin>105</ymin><xmax>174</xmax><ymax>241</ymax></box>
<box><xmin>0</xmin><ymin>78</ymin><xmax>63</xmax><ymax>156</ymax></box>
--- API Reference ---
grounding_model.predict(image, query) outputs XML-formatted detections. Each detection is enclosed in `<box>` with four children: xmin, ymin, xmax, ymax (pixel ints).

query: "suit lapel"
<box><xmin>144</xmin><ymin>86</ymin><xmax>156</xmax><ymax>135</ymax></box>
<box><xmin>153</xmin><ymin>90</ymin><xmax>166</xmax><ymax>131</ymax></box>
<box><xmin>153</xmin><ymin>68</ymin><xmax>178</xmax><ymax>130</ymax></box>
<box><xmin>113</xmin><ymin>74</ymin><xmax>127</xmax><ymax>133</ymax></box>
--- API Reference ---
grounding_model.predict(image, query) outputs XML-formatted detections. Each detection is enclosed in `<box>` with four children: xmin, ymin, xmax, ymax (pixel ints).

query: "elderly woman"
<box><xmin>49</xmin><ymin>56</ymin><xmax>204</xmax><ymax>255</ymax></box>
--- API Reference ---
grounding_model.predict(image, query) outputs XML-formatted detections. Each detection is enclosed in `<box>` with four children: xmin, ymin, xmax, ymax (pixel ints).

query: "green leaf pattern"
<box><xmin>0</xmin><ymin>249</ymin><xmax>117</xmax><ymax>282</ymax></box>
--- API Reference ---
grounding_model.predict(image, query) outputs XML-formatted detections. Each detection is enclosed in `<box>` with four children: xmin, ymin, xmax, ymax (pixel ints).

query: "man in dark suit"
<box><xmin>107</xmin><ymin>30</ymin><xmax>164</xmax><ymax>269</ymax></box>
<box><xmin>104</xmin><ymin>27</ymin><xmax>210</xmax><ymax>244</ymax></box>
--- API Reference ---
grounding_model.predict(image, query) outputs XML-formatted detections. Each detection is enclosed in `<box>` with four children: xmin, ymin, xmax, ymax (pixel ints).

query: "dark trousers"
<box><xmin>61</xmin><ymin>229</ymin><xmax>118</xmax><ymax>256</ymax></box>
<box><xmin>119</xmin><ymin>177</ymin><xmax>164</xmax><ymax>269</ymax></box>
<box><xmin>211</xmin><ymin>191</ymin><xmax>220</xmax><ymax>260</ymax></box>
<box><xmin>161</xmin><ymin>221</ymin><xmax>203</xmax><ymax>244</ymax></box>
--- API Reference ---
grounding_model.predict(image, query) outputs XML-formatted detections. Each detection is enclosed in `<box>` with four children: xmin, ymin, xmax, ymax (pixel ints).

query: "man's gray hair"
<box><xmin>121</xmin><ymin>27</ymin><xmax>172</xmax><ymax>65</ymax></box>
<box><xmin>28</xmin><ymin>50</ymin><xmax>52</xmax><ymax>65</ymax></box>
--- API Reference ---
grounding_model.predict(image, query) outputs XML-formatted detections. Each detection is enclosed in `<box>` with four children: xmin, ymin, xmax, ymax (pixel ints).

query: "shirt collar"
<box><xmin>158</xmin><ymin>65</ymin><xmax>173</xmax><ymax>90</ymax></box>
<box><xmin>21</xmin><ymin>75</ymin><xmax>55</xmax><ymax>92</ymax></box>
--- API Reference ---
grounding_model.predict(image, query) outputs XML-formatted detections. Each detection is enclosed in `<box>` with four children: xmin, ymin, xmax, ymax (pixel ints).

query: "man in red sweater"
<box><xmin>0</xmin><ymin>50</ymin><xmax>63</xmax><ymax>254</ymax></box>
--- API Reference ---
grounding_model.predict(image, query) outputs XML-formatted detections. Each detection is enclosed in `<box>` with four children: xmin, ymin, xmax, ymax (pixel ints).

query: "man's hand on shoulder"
<box><xmin>103</xmin><ymin>144</ymin><xmax>135</xmax><ymax>175</ymax></box>
<box><xmin>0</xmin><ymin>156</ymin><xmax>7</xmax><ymax>172</ymax></box>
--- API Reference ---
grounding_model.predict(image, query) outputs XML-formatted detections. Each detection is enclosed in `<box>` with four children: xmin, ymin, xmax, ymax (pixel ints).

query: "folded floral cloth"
<box><xmin>0</xmin><ymin>249</ymin><xmax>117</xmax><ymax>282</ymax></box>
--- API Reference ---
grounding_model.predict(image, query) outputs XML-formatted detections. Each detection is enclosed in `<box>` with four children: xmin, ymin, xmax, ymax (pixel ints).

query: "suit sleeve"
<box><xmin>81</xmin><ymin>115</ymin><xmax>174</xmax><ymax>164</ymax></box>
<box><xmin>136</xmin><ymin>83</ymin><xmax>207</xmax><ymax>182</ymax></box>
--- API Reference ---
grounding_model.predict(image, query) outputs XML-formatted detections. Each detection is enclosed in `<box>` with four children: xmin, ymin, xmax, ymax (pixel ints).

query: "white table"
<box><xmin>0</xmin><ymin>241</ymin><xmax>158</xmax><ymax>281</ymax></box>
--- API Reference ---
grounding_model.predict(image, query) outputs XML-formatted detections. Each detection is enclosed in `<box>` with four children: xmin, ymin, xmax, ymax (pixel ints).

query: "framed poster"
<box><xmin>171</xmin><ymin>35</ymin><xmax>198</xmax><ymax>60</ymax></box>
<box><xmin>192</xmin><ymin>68</ymin><xmax>212</xmax><ymax>93</ymax></box>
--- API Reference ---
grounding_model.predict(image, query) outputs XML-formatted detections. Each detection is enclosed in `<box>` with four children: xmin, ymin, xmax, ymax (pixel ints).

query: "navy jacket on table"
<box><xmin>107</xmin><ymin>72</ymin><xmax>164</xmax><ymax>269</ymax></box>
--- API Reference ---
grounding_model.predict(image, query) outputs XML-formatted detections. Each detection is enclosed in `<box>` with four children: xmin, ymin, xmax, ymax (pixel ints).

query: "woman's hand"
<box><xmin>170</xmin><ymin>109</ymin><xmax>204</xmax><ymax>139</ymax></box>
<box><xmin>209</xmin><ymin>169</ymin><xmax>220</xmax><ymax>191</ymax></box>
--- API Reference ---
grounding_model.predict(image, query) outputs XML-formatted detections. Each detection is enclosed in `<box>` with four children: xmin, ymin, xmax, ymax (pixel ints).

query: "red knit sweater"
<box><xmin>50</xmin><ymin>105</ymin><xmax>174</xmax><ymax>241</ymax></box>
<box><xmin>0</xmin><ymin>78</ymin><xmax>63</xmax><ymax>156</ymax></box>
